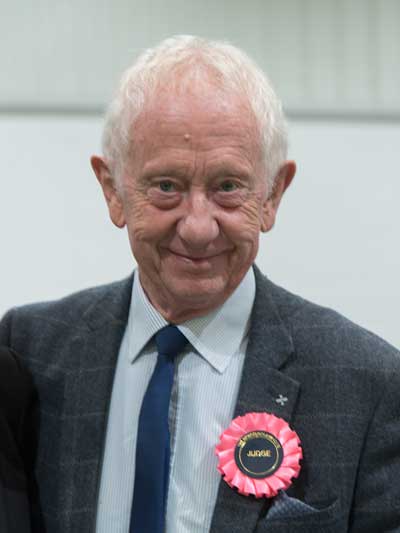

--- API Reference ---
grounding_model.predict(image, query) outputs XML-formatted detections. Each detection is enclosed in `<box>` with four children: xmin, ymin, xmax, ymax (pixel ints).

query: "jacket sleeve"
<box><xmin>349</xmin><ymin>364</ymin><xmax>400</xmax><ymax>532</ymax></box>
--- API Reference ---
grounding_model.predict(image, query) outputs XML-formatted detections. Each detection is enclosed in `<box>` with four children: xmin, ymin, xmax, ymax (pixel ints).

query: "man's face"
<box><xmin>93</xmin><ymin>87</ymin><xmax>294</xmax><ymax>322</ymax></box>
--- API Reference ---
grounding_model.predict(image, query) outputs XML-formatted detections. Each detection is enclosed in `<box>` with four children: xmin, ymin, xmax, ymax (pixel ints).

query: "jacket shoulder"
<box><xmin>256</xmin><ymin>270</ymin><xmax>400</xmax><ymax>371</ymax></box>
<box><xmin>6</xmin><ymin>276</ymin><xmax>130</xmax><ymax>321</ymax></box>
<box><xmin>0</xmin><ymin>275</ymin><xmax>133</xmax><ymax>348</ymax></box>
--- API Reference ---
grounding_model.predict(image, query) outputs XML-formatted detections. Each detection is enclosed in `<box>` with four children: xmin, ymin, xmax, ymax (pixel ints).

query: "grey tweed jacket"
<box><xmin>1</xmin><ymin>266</ymin><xmax>399</xmax><ymax>533</ymax></box>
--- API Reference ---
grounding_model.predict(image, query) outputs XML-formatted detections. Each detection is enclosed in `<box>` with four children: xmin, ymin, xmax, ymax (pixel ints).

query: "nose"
<box><xmin>176</xmin><ymin>192</ymin><xmax>219</xmax><ymax>249</ymax></box>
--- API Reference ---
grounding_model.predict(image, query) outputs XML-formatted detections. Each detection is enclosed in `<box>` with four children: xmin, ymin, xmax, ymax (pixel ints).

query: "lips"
<box><xmin>170</xmin><ymin>251</ymin><xmax>216</xmax><ymax>261</ymax></box>
<box><xmin>165</xmin><ymin>249</ymin><xmax>228</xmax><ymax>269</ymax></box>
<box><xmin>167</xmin><ymin>249</ymin><xmax>227</xmax><ymax>261</ymax></box>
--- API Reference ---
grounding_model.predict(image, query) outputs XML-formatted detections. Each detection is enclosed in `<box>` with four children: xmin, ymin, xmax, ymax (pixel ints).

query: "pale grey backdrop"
<box><xmin>1</xmin><ymin>0</ymin><xmax>399</xmax><ymax>348</ymax></box>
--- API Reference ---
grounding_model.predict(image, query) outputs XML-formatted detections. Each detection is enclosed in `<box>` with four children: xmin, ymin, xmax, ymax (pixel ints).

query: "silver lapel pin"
<box><xmin>276</xmin><ymin>394</ymin><xmax>288</xmax><ymax>406</ymax></box>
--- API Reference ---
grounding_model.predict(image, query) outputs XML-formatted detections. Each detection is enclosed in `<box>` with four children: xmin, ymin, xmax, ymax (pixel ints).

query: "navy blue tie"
<box><xmin>129</xmin><ymin>325</ymin><xmax>188</xmax><ymax>533</ymax></box>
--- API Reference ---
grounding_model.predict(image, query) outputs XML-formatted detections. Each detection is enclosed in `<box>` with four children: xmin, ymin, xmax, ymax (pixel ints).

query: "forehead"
<box><xmin>131</xmin><ymin>86</ymin><xmax>261</xmax><ymax>156</ymax></box>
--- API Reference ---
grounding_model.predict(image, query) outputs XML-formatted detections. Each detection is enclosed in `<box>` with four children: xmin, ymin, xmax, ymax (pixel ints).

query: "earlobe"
<box><xmin>90</xmin><ymin>155</ymin><xmax>126</xmax><ymax>228</ymax></box>
<box><xmin>260</xmin><ymin>201</ymin><xmax>274</xmax><ymax>233</ymax></box>
<box><xmin>260</xmin><ymin>160</ymin><xmax>296</xmax><ymax>233</ymax></box>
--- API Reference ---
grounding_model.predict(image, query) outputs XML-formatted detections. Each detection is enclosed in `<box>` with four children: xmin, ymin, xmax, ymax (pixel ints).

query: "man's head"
<box><xmin>92</xmin><ymin>35</ymin><xmax>295</xmax><ymax>322</ymax></box>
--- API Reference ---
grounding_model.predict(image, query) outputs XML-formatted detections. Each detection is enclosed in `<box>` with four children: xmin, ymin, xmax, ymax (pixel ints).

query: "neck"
<box><xmin>138</xmin><ymin>272</ymin><xmax>230</xmax><ymax>324</ymax></box>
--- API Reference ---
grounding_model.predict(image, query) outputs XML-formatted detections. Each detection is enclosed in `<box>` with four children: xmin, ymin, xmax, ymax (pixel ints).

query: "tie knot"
<box><xmin>155</xmin><ymin>325</ymin><xmax>188</xmax><ymax>359</ymax></box>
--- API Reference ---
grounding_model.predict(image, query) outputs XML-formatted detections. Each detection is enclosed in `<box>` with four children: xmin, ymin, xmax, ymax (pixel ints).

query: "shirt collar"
<box><xmin>126</xmin><ymin>268</ymin><xmax>256</xmax><ymax>374</ymax></box>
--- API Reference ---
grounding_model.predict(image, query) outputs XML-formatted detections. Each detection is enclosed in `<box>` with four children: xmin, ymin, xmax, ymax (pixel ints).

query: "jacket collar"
<box><xmin>210</xmin><ymin>265</ymin><xmax>301</xmax><ymax>533</ymax></box>
<box><xmin>82</xmin><ymin>275</ymin><xmax>134</xmax><ymax>331</ymax></box>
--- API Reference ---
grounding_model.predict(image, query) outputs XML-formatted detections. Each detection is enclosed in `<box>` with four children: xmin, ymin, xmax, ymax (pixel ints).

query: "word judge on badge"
<box><xmin>215</xmin><ymin>412</ymin><xmax>302</xmax><ymax>498</ymax></box>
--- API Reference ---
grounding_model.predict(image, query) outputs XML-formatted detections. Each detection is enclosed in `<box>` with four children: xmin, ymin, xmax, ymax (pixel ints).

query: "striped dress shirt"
<box><xmin>96</xmin><ymin>268</ymin><xmax>256</xmax><ymax>533</ymax></box>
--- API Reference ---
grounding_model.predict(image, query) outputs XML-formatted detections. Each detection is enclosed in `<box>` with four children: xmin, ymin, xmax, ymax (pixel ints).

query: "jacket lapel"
<box><xmin>210</xmin><ymin>266</ymin><xmax>300</xmax><ymax>533</ymax></box>
<box><xmin>68</xmin><ymin>274</ymin><xmax>134</xmax><ymax>530</ymax></box>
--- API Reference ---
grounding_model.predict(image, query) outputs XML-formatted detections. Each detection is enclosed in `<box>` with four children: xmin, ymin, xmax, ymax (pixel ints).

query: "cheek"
<box><xmin>221</xmin><ymin>200</ymin><xmax>265</xmax><ymax>244</ymax></box>
<box><xmin>125</xmin><ymin>203</ymin><xmax>177</xmax><ymax>247</ymax></box>
<box><xmin>119</xmin><ymin>193</ymin><xmax>153</xmax><ymax>248</ymax></box>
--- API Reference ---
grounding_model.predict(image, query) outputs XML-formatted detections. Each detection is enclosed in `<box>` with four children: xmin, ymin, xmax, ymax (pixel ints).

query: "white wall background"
<box><xmin>1</xmin><ymin>0</ymin><xmax>399</xmax><ymax>348</ymax></box>
<box><xmin>1</xmin><ymin>0</ymin><xmax>400</xmax><ymax>115</ymax></box>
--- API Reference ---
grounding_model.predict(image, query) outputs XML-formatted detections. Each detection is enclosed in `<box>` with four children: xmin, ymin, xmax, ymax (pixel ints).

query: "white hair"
<box><xmin>102</xmin><ymin>35</ymin><xmax>289</xmax><ymax>190</ymax></box>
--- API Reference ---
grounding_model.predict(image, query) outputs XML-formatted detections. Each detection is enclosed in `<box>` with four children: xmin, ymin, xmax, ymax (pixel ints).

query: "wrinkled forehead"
<box><xmin>120</xmin><ymin>85</ymin><xmax>267</xmax><ymax>194</ymax></box>
<box><xmin>130</xmin><ymin>95</ymin><xmax>260</xmax><ymax>170</ymax></box>
<box><xmin>132</xmin><ymin>78</ymin><xmax>262</xmax><ymax>148</ymax></box>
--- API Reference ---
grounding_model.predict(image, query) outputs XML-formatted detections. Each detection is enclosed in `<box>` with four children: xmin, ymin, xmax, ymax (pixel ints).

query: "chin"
<box><xmin>165</xmin><ymin>276</ymin><xmax>234</xmax><ymax>308</ymax></box>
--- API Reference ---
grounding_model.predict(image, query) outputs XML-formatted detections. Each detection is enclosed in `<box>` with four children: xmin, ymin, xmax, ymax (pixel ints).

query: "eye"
<box><xmin>219</xmin><ymin>180</ymin><xmax>238</xmax><ymax>192</ymax></box>
<box><xmin>159</xmin><ymin>180</ymin><xmax>175</xmax><ymax>192</ymax></box>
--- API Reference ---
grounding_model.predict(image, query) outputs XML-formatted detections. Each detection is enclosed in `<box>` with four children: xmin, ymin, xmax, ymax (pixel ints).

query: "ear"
<box><xmin>91</xmin><ymin>155</ymin><xmax>126</xmax><ymax>228</ymax></box>
<box><xmin>261</xmin><ymin>160</ymin><xmax>296</xmax><ymax>233</ymax></box>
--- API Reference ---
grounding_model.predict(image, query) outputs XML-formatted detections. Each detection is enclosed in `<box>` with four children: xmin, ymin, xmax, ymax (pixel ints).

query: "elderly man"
<box><xmin>1</xmin><ymin>35</ymin><xmax>399</xmax><ymax>533</ymax></box>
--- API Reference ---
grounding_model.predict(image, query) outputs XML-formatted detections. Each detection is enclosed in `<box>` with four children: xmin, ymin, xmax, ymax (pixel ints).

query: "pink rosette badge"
<box><xmin>215</xmin><ymin>412</ymin><xmax>302</xmax><ymax>498</ymax></box>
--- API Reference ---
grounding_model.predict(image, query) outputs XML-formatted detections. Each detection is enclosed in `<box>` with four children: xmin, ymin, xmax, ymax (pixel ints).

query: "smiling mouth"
<box><xmin>167</xmin><ymin>250</ymin><xmax>224</xmax><ymax>263</ymax></box>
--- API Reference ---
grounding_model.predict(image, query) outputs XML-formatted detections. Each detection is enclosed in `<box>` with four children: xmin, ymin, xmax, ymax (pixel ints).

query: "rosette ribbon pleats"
<box><xmin>215</xmin><ymin>412</ymin><xmax>302</xmax><ymax>498</ymax></box>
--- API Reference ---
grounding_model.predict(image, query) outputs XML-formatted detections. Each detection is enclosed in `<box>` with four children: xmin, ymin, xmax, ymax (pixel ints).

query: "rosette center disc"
<box><xmin>234</xmin><ymin>430</ymin><xmax>284</xmax><ymax>479</ymax></box>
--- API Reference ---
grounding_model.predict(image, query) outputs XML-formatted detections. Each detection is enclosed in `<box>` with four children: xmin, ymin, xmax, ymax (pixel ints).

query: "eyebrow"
<box><xmin>213</xmin><ymin>166</ymin><xmax>251</xmax><ymax>176</ymax></box>
<box><xmin>141</xmin><ymin>158</ymin><xmax>254</xmax><ymax>182</ymax></box>
<box><xmin>141</xmin><ymin>162</ymin><xmax>190</xmax><ymax>179</ymax></box>
<box><xmin>206</xmin><ymin>162</ymin><xmax>253</xmax><ymax>180</ymax></box>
